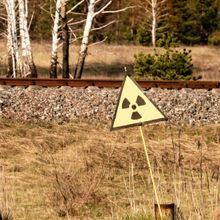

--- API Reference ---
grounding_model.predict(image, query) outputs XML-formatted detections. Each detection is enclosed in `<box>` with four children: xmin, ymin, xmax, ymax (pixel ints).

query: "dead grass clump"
<box><xmin>0</xmin><ymin>164</ymin><xmax>13</xmax><ymax>220</ymax></box>
<box><xmin>0</xmin><ymin>209</ymin><xmax>13</xmax><ymax>220</ymax></box>
<box><xmin>0</xmin><ymin>144</ymin><xmax>22</xmax><ymax>159</ymax></box>
<box><xmin>80</xmin><ymin>141</ymin><xmax>147</xmax><ymax>170</ymax></box>
<box><xmin>49</xmin><ymin>158</ymin><xmax>109</xmax><ymax>217</ymax></box>
<box><xmin>122</xmin><ymin>212</ymin><xmax>152</xmax><ymax>220</ymax></box>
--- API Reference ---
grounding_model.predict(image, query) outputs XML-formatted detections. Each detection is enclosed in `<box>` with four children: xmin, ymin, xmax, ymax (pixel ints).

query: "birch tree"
<box><xmin>151</xmin><ymin>0</ymin><xmax>157</xmax><ymax>47</ymax></box>
<box><xmin>74</xmin><ymin>0</ymin><xmax>96</xmax><ymax>79</ymax></box>
<box><xmin>49</xmin><ymin>0</ymin><xmax>84</xmax><ymax>78</ymax></box>
<box><xmin>3</xmin><ymin>0</ymin><xmax>20</xmax><ymax>77</ymax></box>
<box><xmin>18</xmin><ymin>0</ymin><xmax>37</xmax><ymax>77</ymax></box>
<box><xmin>74</xmin><ymin>0</ymin><xmax>133</xmax><ymax>79</ymax></box>
<box><xmin>2</xmin><ymin>0</ymin><xmax>36</xmax><ymax>77</ymax></box>
<box><xmin>139</xmin><ymin>0</ymin><xmax>169</xmax><ymax>47</ymax></box>
<box><xmin>50</xmin><ymin>0</ymin><xmax>62</xmax><ymax>78</ymax></box>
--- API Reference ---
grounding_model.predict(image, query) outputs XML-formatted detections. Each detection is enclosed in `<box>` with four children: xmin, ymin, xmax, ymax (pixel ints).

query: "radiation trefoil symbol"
<box><xmin>122</xmin><ymin>96</ymin><xmax>146</xmax><ymax>120</ymax></box>
<box><xmin>111</xmin><ymin>75</ymin><xmax>167</xmax><ymax>130</ymax></box>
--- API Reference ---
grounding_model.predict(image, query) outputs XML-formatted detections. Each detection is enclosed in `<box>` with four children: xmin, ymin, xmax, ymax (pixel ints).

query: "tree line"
<box><xmin>0</xmin><ymin>0</ymin><xmax>219</xmax><ymax>79</ymax></box>
<box><xmin>20</xmin><ymin>0</ymin><xmax>220</xmax><ymax>45</ymax></box>
<box><xmin>1</xmin><ymin>0</ymin><xmax>219</xmax><ymax>45</ymax></box>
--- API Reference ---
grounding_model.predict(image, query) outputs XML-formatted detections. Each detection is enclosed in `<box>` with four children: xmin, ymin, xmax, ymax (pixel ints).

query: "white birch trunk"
<box><xmin>4</xmin><ymin>0</ymin><xmax>20</xmax><ymax>77</ymax></box>
<box><xmin>50</xmin><ymin>0</ymin><xmax>62</xmax><ymax>78</ymax></box>
<box><xmin>18</xmin><ymin>0</ymin><xmax>37</xmax><ymax>77</ymax></box>
<box><xmin>6</xmin><ymin>17</ymin><xmax>14</xmax><ymax>76</ymax></box>
<box><xmin>146</xmin><ymin>0</ymin><xmax>168</xmax><ymax>47</ymax></box>
<box><xmin>74</xmin><ymin>0</ymin><xmax>95</xmax><ymax>79</ymax></box>
<box><xmin>151</xmin><ymin>0</ymin><xmax>157</xmax><ymax>48</ymax></box>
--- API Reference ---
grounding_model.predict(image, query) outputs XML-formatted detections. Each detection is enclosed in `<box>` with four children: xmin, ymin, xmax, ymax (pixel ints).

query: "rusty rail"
<box><xmin>0</xmin><ymin>78</ymin><xmax>219</xmax><ymax>89</ymax></box>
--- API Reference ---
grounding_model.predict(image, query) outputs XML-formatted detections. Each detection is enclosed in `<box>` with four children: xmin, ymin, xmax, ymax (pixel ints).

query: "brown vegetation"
<box><xmin>0</xmin><ymin>40</ymin><xmax>220</xmax><ymax>80</ymax></box>
<box><xmin>0</xmin><ymin>119</ymin><xmax>219</xmax><ymax>219</ymax></box>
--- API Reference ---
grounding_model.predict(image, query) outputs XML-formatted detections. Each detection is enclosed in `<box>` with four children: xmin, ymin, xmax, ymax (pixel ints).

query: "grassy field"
<box><xmin>0</xmin><ymin>40</ymin><xmax>220</xmax><ymax>80</ymax></box>
<box><xmin>0</xmin><ymin>119</ymin><xmax>219</xmax><ymax>219</ymax></box>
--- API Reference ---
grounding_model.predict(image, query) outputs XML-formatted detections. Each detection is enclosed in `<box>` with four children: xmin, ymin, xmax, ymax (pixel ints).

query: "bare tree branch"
<box><xmin>91</xmin><ymin>19</ymin><xmax>116</xmax><ymax>31</ymax></box>
<box><xmin>88</xmin><ymin>36</ymin><xmax>107</xmax><ymax>47</ymax></box>
<box><xmin>102</xmin><ymin>5</ymin><xmax>136</xmax><ymax>14</ymax></box>
<box><xmin>93</xmin><ymin>0</ymin><xmax>112</xmax><ymax>17</ymax></box>
<box><xmin>145</xmin><ymin>0</ymin><xmax>152</xmax><ymax>7</ymax></box>
<box><xmin>28</xmin><ymin>11</ymin><xmax>35</xmax><ymax>30</ymax></box>
<box><xmin>69</xmin><ymin>35</ymin><xmax>83</xmax><ymax>44</ymax></box>
<box><xmin>0</xmin><ymin>16</ymin><xmax>7</xmax><ymax>21</ymax></box>
<box><xmin>94</xmin><ymin>0</ymin><xmax>102</xmax><ymax>5</ymax></box>
<box><xmin>66</xmin><ymin>0</ymin><xmax>85</xmax><ymax>14</ymax></box>
<box><xmin>157</xmin><ymin>0</ymin><xmax>168</xmax><ymax>6</ymax></box>
<box><xmin>39</xmin><ymin>4</ymin><xmax>54</xmax><ymax>20</ymax></box>
<box><xmin>68</xmin><ymin>11</ymin><xmax>85</xmax><ymax>16</ymax></box>
<box><xmin>68</xmin><ymin>19</ymin><xmax>86</xmax><ymax>26</ymax></box>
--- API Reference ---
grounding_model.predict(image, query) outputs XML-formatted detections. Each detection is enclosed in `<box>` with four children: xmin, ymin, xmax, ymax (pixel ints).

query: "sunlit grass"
<box><xmin>0</xmin><ymin>119</ymin><xmax>219</xmax><ymax>219</ymax></box>
<box><xmin>0</xmin><ymin>40</ymin><xmax>220</xmax><ymax>80</ymax></box>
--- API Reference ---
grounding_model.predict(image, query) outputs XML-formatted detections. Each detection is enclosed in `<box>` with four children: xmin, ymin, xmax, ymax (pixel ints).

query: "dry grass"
<box><xmin>0</xmin><ymin>119</ymin><xmax>219</xmax><ymax>219</ymax></box>
<box><xmin>0</xmin><ymin>40</ymin><xmax>220</xmax><ymax>80</ymax></box>
<box><xmin>189</xmin><ymin>46</ymin><xmax>220</xmax><ymax>80</ymax></box>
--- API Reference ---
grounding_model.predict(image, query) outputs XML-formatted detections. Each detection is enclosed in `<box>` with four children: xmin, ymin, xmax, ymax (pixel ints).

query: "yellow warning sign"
<box><xmin>111</xmin><ymin>76</ymin><xmax>167</xmax><ymax>130</ymax></box>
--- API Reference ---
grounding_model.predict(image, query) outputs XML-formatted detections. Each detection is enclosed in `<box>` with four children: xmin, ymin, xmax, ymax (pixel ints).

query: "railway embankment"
<box><xmin>0</xmin><ymin>86</ymin><xmax>219</xmax><ymax>125</ymax></box>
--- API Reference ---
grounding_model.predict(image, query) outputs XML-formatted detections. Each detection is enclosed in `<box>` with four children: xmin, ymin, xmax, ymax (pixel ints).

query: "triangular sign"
<box><xmin>111</xmin><ymin>75</ymin><xmax>167</xmax><ymax>130</ymax></box>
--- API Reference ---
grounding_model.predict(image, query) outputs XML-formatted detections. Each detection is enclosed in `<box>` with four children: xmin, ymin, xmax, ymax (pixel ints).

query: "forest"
<box><xmin>0</xmin><ymin>0</ymin><xmax>220</xmax><ymax>79</ymax></box>
<box><xmin>0</xmin><ymin>0</ymin><xmax>219</xmax><ymax>45</ymax></box>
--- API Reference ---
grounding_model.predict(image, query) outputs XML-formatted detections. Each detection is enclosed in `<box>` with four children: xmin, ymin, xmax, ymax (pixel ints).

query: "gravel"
<box><xmin>0</xmin><ymin>86</ymin><xmax>219</xmax><ymax>125</ymax></box>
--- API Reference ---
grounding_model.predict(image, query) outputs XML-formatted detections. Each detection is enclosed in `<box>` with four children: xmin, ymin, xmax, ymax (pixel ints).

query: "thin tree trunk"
<box><xmin>6</xmin><ymin>17</ymin><xmax>14</xmax><ymax>77</ymax></box>
<box><xmin>131</xmin><ymin>6</ymin><xmax>136</xmax><ymax>39</ymax></box>
<box><xmin>18</xmin><ymin>0</ymin><xmax>37</xmax><ymax>77</ymax></box>
<box><xmin>7</xmin><ymin>54</ymin><xmax>13</xmax><ymax>77</ymax></box>
<box><xmin>61</xmin><ymin>0</ymin><xmax>69</xmax><ymax>78</ymax></box>
<box><xmin>74</xmin><ymin>0</ymin><xmax>95</xmax><ymax>79</ymax></box>
<box><xmin>50</xmin><ymin>0</ymin><xmax>62</xmax><ymax>78</ymax></box>
<box><xmin>18</xmin><ymin>0</ymin><xmax>26</xmax><ymax>76</ymax></box>
<box><xmin>116</xmin><ymin>0</ymin><xmax>121</xmax><ymax>42</ymax></box>
<box><xmin>151</xmin><ymin>0</ymin><xmax>156</xmax><ymax>47</ymax></box>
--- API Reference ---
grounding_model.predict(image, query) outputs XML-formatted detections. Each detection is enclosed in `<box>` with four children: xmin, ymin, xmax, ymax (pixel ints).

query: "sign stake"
<box><xmin>139</xmin><ymin>125</ymin><xmax>163</xmax><ymax>220</ymax></box>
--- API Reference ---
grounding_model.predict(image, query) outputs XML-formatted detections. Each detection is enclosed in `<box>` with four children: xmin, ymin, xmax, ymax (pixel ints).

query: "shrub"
<box><xmin>156</xmin><ymin>32</ymin><xmax>180</xmax><ymax>48</ymax></box>
<box><xmin>136</xmin><ymin>29</ymin><xmax>151</xmax><ymax>46</ymax></box>
<box><xmin>133</xmin><ymin>48</ymin><xmax>193</xmax><ymax>80</ymax></box>
<box><xmin>136</xmin><ymin>18</ymin><xmax>151</xmax><ymax>46</ymax></box>
<box><xmin>0</xmin><ymin>209</ymin><xmax>13</xmax><ymax>220</ymax></box>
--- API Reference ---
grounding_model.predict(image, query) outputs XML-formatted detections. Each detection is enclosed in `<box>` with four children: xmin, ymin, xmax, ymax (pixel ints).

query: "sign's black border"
<box><xmin>110</xmin><ymin>75</ymin><xmax>168</xmax><ymax>131</ymax></box>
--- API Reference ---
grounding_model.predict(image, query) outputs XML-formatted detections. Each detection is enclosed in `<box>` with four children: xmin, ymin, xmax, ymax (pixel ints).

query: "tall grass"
<box><xmin>0</xmin><ymin>119</ymin><xmax>219</xmax><ymax>219</ymax></box>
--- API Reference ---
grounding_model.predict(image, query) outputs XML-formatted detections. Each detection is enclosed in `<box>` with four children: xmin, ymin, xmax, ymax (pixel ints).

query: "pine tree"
<box><xmin>169</xmin><ymin>0</ymin><xmax>218</xmax><ymax>45</ymax></box>
<box><xmin>196</xmin><ymin>0</ymin><xmax>218</xmax><ymax>44</ymax></box>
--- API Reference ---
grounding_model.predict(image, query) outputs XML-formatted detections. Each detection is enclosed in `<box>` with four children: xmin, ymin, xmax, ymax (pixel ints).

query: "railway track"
<box><xmin>0</xmin><ymin>78</ymin><xmax>219</xmax><ymax>89</ymax></box>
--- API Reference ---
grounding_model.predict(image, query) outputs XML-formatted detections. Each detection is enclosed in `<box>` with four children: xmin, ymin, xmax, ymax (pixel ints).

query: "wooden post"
<box><xmin>139</xmin><ymin>126</ymin><xmax>163</xmax><ymax>219</ymax></box>
<box><xmin>155</xmin><ymin>203</ymin><xmax>176</xmax><ymax>220</ymax></box>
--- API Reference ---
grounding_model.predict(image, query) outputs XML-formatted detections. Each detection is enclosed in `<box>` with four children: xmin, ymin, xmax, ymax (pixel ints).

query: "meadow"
<box><xmin>0</xmin><ymin>119</ymin><xmax>219</xmax><ymax>219</ymax></box>
<box><xmin>0</xmin><ymin>40</ymin><xmax>220</xmax><ymax>80</ymax></box>
<box><xmin>0</xmin><ymin>40</ymin><xmax>220</xmax><ymax>219</ymax></box>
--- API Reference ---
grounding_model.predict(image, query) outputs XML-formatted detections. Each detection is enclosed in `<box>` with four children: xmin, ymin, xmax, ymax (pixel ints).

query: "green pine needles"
<box><xmin>134</xmin><ymin>45</ymin><xmax>193</xmax><ymax>80</ymax></box>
